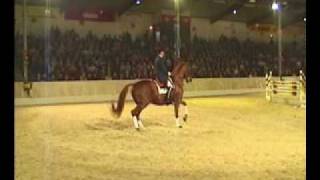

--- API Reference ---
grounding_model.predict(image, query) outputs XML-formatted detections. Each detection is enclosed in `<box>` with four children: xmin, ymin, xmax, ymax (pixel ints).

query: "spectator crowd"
<box><xmin>14</xmin><ymin>26</ymin><xmax>306</xmax><ymax>81</ymax></box>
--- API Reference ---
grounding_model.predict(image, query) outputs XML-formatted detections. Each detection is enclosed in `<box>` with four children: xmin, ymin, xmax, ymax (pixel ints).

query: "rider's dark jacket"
<box><xmin>154</xmin><ymin>55</ymin><xmax>170</xmax><ymax>83</ymax></box>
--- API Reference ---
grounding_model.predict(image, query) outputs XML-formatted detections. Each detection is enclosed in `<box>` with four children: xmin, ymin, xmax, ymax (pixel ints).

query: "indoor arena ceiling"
<box><xmin>15</xmin><ymin>0</ymin><xmax>306</xmax><ymax>27</ymax></box>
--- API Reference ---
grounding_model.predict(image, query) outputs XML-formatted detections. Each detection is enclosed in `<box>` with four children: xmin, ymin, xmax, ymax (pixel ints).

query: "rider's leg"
<box><xmin>166</xmin><ymin>79</ymin><xmax>173</xmax><ymax>103</ymax></box>
<box><xmin>166</xmin><ymin>87</ymin><xmax>172</xmax><ymax>102</ymax></box>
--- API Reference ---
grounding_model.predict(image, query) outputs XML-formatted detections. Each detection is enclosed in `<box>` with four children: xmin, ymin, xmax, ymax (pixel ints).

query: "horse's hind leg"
<box><xmin>181</xmin><ymin>100</ymin><xmax>188</xmax><ymax>122</ymax></box>
<box><xmin>136</xmin><ymin>110</ymin><xmax>145</xmax><ymax>129</ymax></box>
<box><xmin>131</xmin><ymin>103</ymin><xmax>148</xmax><ymax>130</ymax></box>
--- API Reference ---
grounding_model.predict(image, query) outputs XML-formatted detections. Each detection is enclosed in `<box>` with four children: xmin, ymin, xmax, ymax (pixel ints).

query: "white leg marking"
<box><xmin>132</xmin><ymin>116</ymin><xmax>139</xmax><ymax>129</ymax></box>
<box><xmin>183</xmin><ymin>105</ymin><xmax>189</xmax><ymax>122</ymax></box>
<box><xmin>138</xmin><ymin>119</ymin><xmax>145</xmax><ymax>129</ymax></box>
<box><xmin>176</xmin><ymin>117</ymin><xmax>181</xmax><ymax>127</ymax></box>
<box><xmin>184</xmin><ymin>105</ymin><xmax>188</xmax><ymax>116</ymax></box>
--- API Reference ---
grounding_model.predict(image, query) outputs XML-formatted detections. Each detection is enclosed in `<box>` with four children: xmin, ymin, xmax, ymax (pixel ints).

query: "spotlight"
<box><xmin>272</xmin><ymin>2</ymin><xmax>279</xmax><ymax>11</ymax></box>
<box><xmin>135</xmin><ymin>0</ymin><xmax>142</xmax><ymax>5</ymax></box>
<box><xmin>233</xmin><ymin>9</ymin><xmax>237</xmax><ymax>15</ymax></box>
<box><xmin>149</xmin><ymin>25</ymin><xmax>153</xmax><ymax>30</ymax></box>
<box><xmin>303</xmin><ymin>17</ymin><xmax>306</xmax><ymax>22</ymax></box>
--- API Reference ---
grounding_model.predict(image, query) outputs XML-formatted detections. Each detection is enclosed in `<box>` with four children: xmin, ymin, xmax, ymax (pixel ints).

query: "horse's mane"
<box><xmin>172</xmin><ymin>59</ymin><xmax>187</xmax><ymax>76</ymax></box>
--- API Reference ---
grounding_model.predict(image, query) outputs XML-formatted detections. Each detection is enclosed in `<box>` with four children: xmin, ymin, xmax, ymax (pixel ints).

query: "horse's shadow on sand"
<box><xmin>84</xmin><ymin>118</ymin><xmax>131</xmax><ymax>131</ymax></box>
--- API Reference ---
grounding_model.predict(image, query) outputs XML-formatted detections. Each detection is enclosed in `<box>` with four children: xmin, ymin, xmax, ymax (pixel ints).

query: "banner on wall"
<box><xmin>160</xmin><ymin>15</ymin><xmax>191</xmax><ymax>24</ymax></box>
<box><xmin>64</xmin><ymin>6</ymin><xmax>115</xmax><ymax>22</ymax></box>
<box><xmin>159</xmin><ymin>14</ymin><xmax>191</xmax><ymax>43</ymax></box>
<box><xmin>24</xmin><ymin>6</ymin><xmax>57</xmax><ymax>18</ymax></box>
<box><xmin>247</xmin><ymin>24</ymin><xmax>277</xmax><ymax>33</ymax></box>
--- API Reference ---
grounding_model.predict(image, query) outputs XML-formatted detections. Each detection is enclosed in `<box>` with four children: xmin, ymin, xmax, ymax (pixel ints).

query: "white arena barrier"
<box><xmin>265</xmin><ymin>70</ymin><xmax>306</xmax><ymax>107</ymax></box>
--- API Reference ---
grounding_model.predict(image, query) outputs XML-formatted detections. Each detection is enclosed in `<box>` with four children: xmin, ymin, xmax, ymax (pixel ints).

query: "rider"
<box><xmin>154</xmin><ymin>49</ymin><xmax>174</xmax><ymax>103</ymax></box>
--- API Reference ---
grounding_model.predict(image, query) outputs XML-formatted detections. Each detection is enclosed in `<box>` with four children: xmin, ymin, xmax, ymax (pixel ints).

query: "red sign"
<box><xmin>64</xmin><ymin>6</ymin><xmax>115</xmax><ymax>22</ymax></box>
<box><xmin>161</xmin><ymin>15</ymin><xmax>191</xmax><ymax>24</ymax></box>
<box><xmin>247</xmin><ymin>24</ymin><xmax>277</xmax><ymax>33</ymax></box>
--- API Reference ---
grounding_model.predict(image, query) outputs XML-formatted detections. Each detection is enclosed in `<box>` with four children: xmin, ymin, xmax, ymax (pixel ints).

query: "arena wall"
<box><xmin>15</xmin><ymin>5</ymin><xmax>303</xmax><ymax>43</ymax></box>
<box><xmin>191</xmin><ymin>18</ymin><xmax>264</xmax><ymax>42</ymax></box>
<box><xmin>191</xmin><ymin>18</ymin><xmax>304</xmax><ymax>43</ymax></box>
<box><xmin>15</xmin><ymin>78</ymin><xmax>265</xmax><ymax>106</ymax></box>
<box><xmin>14</xmin><ymin>5</ymin><xmax>153</xmax><ymax>39</ymax></box>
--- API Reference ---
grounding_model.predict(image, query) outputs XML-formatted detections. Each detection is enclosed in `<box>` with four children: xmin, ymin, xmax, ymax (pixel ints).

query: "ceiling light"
<box><xmin>272</xmin><ymin>2</ymin><xmax>279</xmax><ymax>11</ymax></box>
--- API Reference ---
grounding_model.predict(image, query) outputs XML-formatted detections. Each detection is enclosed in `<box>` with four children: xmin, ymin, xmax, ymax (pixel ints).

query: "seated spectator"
<box><xmin>14</xmin><ymin>27</ymin><xmax>305</xmax><ymax>81</ymax></box>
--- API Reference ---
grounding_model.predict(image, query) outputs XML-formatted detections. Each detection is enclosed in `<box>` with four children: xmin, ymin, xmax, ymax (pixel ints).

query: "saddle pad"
<box><xmin>153</xmin><ymin>80</ymin><xmax>168</xmax><ymax>94</ymax></box>
<box><xmin>159</xmin><ymin>88</ymin><xmax>168</xmax><ymax>94</ymax></box>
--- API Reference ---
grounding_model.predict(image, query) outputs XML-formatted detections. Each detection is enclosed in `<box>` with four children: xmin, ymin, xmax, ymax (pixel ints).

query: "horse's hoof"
<box><xmin>183</xmin><ymin>115</ymin><xmax>188</xmax><ymax>122</ymax></box>
<box><xmin>135</xmin><ymin>128</ymin><xmax>140</xmax><ymax>131</ymax></box>
<box><xmin>178</xmin><ymin>125</ymin><xmax>183</xmax><ymax>128</ymax></box>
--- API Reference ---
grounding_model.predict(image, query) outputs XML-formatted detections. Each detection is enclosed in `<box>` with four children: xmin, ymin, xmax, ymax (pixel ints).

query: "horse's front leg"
<box><xmin>174</xmin><ymin>100</ymin><xmax>182</xmax><ymax>128</ymax></box>
<box><xmin>181</xmin><ymin>100</ymin><xmax>188</xmax><ymax>122</ymax></box>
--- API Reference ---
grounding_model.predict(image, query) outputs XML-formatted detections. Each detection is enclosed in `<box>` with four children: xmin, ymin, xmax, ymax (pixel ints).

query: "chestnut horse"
<box><xmin>111</xmin><ymin>60</ymin><xmax>192</xmax><ymax>130</ymax></box>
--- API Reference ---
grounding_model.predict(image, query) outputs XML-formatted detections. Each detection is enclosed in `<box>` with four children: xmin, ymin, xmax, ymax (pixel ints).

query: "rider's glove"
<box><xmin>168</xmin><ymin>72</ymin><xmax>171</xmax><ymax>76</ymax></box>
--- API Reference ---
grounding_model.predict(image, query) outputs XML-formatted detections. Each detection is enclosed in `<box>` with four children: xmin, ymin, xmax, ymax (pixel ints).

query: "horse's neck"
<box><xmin>172</xmin><ymin>63</ymin><xmax>183</xmax><ymax>75</ymax></box>
<box><xmin>172</xmin><ymin>61</ymin><xmax>187</xmax><ymax>87</ymax></box>
<box><xmin>173</xmin><ymin>76</ymin><xmax>184</xmax><ymax>88</ymax></box>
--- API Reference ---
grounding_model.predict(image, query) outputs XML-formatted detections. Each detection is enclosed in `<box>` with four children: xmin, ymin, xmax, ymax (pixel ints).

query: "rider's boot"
<box><xmin>166</xmin><ymin>87</ymin><xmax>172</xmax><ymax>104</ymax></box>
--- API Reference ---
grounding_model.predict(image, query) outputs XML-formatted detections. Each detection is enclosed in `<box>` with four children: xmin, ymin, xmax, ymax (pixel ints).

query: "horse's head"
<box><xmin>172</xmin><ymin>60</ymin><xmax>192</xmax><ymax>84</ymax></box>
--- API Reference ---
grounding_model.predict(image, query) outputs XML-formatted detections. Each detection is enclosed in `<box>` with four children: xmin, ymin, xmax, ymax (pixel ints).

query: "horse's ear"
<box><xmin>174</xmin><ymin>58</ymin><xmax>184</xmax><ymax>65</ymax></box>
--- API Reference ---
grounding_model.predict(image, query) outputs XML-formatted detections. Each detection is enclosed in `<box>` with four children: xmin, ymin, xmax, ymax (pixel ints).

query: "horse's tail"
<box><xmin>111</xmin><ymin>83</ymin><xmax>133</xmax><ymax>118</ymax></box>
